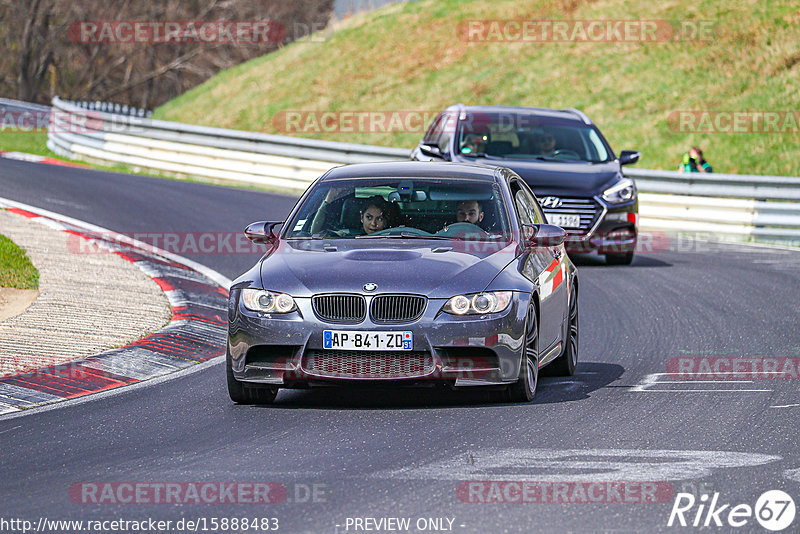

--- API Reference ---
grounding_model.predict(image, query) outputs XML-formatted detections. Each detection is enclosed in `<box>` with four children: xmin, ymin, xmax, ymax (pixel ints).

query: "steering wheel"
<box><xmin>436</xmin><ymin>222</ymin><xmax>488</xmax><ymax>237</ymax></box>
<box><xmin>369</xmin><ymin>226</ymin><xmax>431</xmax><ymax>237</ymax></box>
<box><xmin>551</xmin><ymin>149</ymin><xmax>580</xmax><ymax>159</ymax></box>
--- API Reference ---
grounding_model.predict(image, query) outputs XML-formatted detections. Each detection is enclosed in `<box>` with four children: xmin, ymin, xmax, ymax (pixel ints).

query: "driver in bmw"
<box><xmin>456</xmin><ymin>200</ymin><xmax>484</xmax><ymax>225</ymax></box>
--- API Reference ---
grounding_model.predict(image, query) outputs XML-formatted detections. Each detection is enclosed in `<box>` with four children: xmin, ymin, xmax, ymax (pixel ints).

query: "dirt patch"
<box><xmin>0</xmin><ymin>287</ymin><xmax>39</xmax><ymax>322</ymax></box>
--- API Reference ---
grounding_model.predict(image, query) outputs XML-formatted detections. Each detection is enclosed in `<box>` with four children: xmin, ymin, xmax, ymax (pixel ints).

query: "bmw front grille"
<box><xmin>312</xmin><ymin>294</ymin><xmax>366</xmax><ymax>323</ymax></box>
<box><xmin>370</xmin><ymin>295</ymin><xmax>426</xmax><ymax>324</ymax></box>
<box><xmin>312</xmin><ymin>294</ymin><xmax>427</xmax><ymax>324</ymax></box>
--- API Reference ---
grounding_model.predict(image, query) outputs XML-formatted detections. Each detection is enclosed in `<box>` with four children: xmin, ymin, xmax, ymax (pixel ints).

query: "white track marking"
<box><xmin>630</xmin><ymin>373</ymin><xmax>771</xmax><ymax>392</ymax></box>
<box><xmin>785</xmin><ymin>468</ymin><xmax>800</xmax><ymax>482</ymax></box>
<box><xmin>370</xmin><ymin>449</ymin><xmax>781</xmax><ymax>482</ymax></box>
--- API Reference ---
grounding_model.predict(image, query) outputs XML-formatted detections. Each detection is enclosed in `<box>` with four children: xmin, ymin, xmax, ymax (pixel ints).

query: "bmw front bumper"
<box><xmin>228</xmin><ymin>290</ymin><xmax>528</xmax><ymax>388</ymax></box>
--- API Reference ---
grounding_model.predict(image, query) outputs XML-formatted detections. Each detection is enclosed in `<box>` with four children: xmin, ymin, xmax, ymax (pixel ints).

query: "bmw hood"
<box><xmin>258</xmin><ymin>240</ymin><xmax>518</xmax><ymax>298</ymax></box>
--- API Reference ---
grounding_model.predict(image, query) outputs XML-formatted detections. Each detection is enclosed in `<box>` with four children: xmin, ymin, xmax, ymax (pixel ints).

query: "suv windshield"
<box><xmin>285</xmin><ymin>178</ymin><xmax>511</xmax><ymax>241</ymax></box>
<box><xmin>456</xmin><ymin>111</ymin><xmax>612</xmax><ymax>163</ymax></box>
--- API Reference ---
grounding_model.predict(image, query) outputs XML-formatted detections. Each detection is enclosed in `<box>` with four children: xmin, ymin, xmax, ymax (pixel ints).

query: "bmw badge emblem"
<box><xmin>363</xmin><ymin>283</ymin><xmax>378</xmax><ymax>292</ymax></box>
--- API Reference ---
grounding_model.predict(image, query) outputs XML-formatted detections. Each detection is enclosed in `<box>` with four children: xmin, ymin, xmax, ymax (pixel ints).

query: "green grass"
<box><xmin>154</xmin><ymin>0</ymin><xmax>800</xmax><ymax>176</ymax></box>
<box><xmin>0</xmin><ymin>131</ymin><xmax>51</xmax><ymax>155</ymax></box>
<box><xmin>0</xmin><ymin>232</ymin><xmax>39</xmax><ymax>289</ymax></box>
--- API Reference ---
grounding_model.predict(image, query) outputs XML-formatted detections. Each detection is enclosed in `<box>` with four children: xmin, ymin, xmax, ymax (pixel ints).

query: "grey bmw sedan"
<box><xmin>227</xmin><ymin>162</ymin><xmax>578</xmax><ymax>404</ymax></box>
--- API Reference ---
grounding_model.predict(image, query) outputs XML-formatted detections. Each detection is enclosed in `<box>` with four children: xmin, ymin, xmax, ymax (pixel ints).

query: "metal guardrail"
<box><xmin>0</xmin><ymin>97</ymin><xmax>51</xmax><ymax>113</ymax></box>
<box><xmin>64</xmin><ymin>99</ymin><xmax>152</xmax><ymax>118</ymax></box>
<box><xmin>46</xmin><ymin>97</ymin><xmax>800</xmax><ymax>245</ymax></box>
<box><xmin>48</xmin><ymin>97</ymin><xmax>409</xmax><ymax>191</ymax></box>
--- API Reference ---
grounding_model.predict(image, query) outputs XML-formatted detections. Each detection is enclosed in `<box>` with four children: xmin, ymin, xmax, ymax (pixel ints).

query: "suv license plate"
<box><xmin>549</xmin><ymin>214</ymin><xmax>581</xmax><ymax>228</ymax></box>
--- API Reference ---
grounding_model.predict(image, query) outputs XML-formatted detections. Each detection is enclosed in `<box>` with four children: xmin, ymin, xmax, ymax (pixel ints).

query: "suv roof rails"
<box><xmin>561</xmin><ymin>108</ymin><xmax>592</xmax><ymax>125</ymax></box>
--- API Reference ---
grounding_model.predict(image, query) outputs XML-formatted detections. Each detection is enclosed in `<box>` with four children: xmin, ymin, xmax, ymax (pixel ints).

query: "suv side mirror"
<box><xmin>418</xmin><ymin>143</ymin><xmax>445</xmax><ymax>159</ymax></box>
<box><xmin>245</xmin><ymin>221</ymin><xmax>283</xmax><ymax>244</ymax></box>
<box><xmin>526</xmin><ymin>224</ymin><xmax>566</xmax><ymax>247</ymax></box>
<box><xmin>619</xmin><ymin>150</ymin><xmax>640</xmax><ymax>166</ymax></box>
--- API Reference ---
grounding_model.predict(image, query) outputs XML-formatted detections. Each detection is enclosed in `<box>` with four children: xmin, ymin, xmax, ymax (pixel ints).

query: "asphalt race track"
<box><xmin>1</xmin><ymin>158</ymin><xmax>799</xmax><ymax>533</ymax></box>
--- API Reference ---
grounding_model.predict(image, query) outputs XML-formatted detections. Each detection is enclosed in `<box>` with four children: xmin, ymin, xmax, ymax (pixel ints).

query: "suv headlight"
<box><xmin>602</xmin><ymin>177</ymin><xmax>636</xmax><ymax>204</ymax></box>
<box><xmin>242</xmin><ymin>289</ymin><xmax>296</xmax><ymax>313</ymax></box>
<box><xmin>442</xmin><ymin>291</ymin><xmax>512</xmax><ymax>315</ymax></box>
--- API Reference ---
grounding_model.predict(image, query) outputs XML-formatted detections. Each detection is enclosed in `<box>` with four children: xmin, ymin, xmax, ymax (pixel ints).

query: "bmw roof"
<box><xmin>320</xmin><ymin>161</ymin><xmax>504</xmax><ymax>182</ymax></box>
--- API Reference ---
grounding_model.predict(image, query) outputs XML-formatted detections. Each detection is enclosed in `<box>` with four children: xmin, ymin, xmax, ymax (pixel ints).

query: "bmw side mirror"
<box><xmin>245</xmin><ymin>221</ymin><xmax>284</xmax><ymax>244</ymax></box>
<box><xmin>619</xmin><ymin>150</ymin><xmax>640</xmax><ymax>166</ymax></box>
<box><xmin>527</xmin><ymin>224</ymin><xmax>566</xmax><ymax>247</ymax></box>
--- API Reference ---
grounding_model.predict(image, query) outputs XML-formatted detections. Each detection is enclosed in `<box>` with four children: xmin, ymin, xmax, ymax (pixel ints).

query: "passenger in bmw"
<box><xmin>360</xmin><ymin>195</ymin><xmax>390</xmax><ymax>235</ymax></box>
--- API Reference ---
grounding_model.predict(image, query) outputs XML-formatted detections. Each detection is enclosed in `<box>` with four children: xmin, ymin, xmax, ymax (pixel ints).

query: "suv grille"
<box><xmin>312</xmin><ymin>294</ymin><xmax>366</xmax><ymax>323</ymax></box>
<box><xmin>303</xmin><ymin>350</ymin><xmax>434</xmax><ymax>379</ymax></box>
<box><xmin>370</xmin><ymin>295</ymin><xmax>426</xmax><ymax>323</ymax></box>
<box><xmin>540</xmin><ymin>197</ymin><xmax>602</xmax><ymax>235</ymax></box>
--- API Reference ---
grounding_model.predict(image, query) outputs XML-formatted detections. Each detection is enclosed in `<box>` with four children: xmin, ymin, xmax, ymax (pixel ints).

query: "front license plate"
<box><xmin>323</xmin><ymin>330</ymin><xmax>413</xmax><ymax>351</ymax></box>
<box><xmin>549</xmin><ymin>214</ymin><xmax>581</xmax><ymax>228</ymax></box>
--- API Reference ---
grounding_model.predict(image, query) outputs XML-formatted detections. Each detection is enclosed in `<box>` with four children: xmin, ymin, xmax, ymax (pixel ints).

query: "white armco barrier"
<box><xmin>47</xmin><ymin>97</ymin><xmax>800</xmax><ymax>246</ymax></box>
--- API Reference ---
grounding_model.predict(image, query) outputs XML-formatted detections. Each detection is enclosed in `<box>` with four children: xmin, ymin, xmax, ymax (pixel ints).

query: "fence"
<box><xmin>46</xmin><ymin>97</ymin><xmax>800</xmax><ymax>245</ymax></box>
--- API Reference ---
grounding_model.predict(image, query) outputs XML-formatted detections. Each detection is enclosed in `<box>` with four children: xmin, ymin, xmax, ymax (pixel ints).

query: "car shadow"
<box><xmin>533</xmin><ymin>362</ymin><xmax>625</xmax><ymax>405</ymax></box>
<box><xmin>569</xmin><ymin>253</ymin><xmax>671</xmax><ymax>268</ymax></box>
<box><xmin>260</xmin><ymin>362</ymin><xmax>624</xmax><ymax>410</ymax></box>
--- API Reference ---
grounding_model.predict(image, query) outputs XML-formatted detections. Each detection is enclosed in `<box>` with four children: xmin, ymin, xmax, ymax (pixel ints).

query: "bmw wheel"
<box><xmin>549</xmin><ymin>283</ymin><xmax>578</xmax><ymax>376</ymax></box>
<box><xmin>508</xmin><ymin>304</ymin><xmax>539</xmax><ymax>403</ymax></box>
<box><xmin>226</xmin><ymin>352</ymin><xmax>278</xmax><ymax>404</ymax></box>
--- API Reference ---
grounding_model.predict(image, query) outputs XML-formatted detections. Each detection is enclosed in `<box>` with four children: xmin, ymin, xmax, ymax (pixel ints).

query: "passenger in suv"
<box><xmin>412</xmin><ymin>105</ymin><xmax>640</xmax><ymax>265</ymax></box>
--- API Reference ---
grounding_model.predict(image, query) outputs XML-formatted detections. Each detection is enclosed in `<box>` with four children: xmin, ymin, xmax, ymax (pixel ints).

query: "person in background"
<box><xmin>532</xmin><ymin>132</ymin><xmax>557</xmax><ymax>157</ymax></box>
<box><xmin>679</xmin><ymin>146</ymin><xmax>712</xmax><ymax>173</ymax></box>
<box><xmin>460</xmin><ymin>132</ymin><xmax>488</xmax><ymax>155</ymax></box>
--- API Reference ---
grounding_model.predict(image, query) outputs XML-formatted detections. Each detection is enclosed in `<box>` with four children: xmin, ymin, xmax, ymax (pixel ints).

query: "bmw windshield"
<box><xmin>285</xmin><ymin>178</ymin><xmax>512</xmax><ymax>241</ymax></box>
<box><xmin>456</xmin><ymin>111</ymin><xmax>613</xmax><ymax>163</ymax></box>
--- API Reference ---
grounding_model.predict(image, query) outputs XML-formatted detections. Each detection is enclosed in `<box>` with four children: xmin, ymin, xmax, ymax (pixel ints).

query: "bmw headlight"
<box><xmin>442</xmin><ymin>291</ymin><xmax>513</xmax><ymax>315</ymax></box>
<box><xmin>242</xmin><ymin>289</ymin><xmax>296</xmax><ymax>313</ymax></box>
<box><xmin>602</xmin><ymin>177</ymin><xmax>636</xmax><ymax>204</ymax></box>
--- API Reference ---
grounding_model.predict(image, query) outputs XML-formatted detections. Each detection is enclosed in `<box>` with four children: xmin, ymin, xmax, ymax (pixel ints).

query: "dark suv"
<box><xmin>411</xmin><ymin>105</ymin><xmax>640</xmax><ymax>265</ymax></box>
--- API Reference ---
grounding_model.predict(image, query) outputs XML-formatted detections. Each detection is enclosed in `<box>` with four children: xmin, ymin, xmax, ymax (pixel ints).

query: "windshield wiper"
<box><xmin>531</xmin><ymin>156</ymin><xmax>565</xmax><ymax>162</ymax></box>
<box><xmin>286</xmin><ymin>233</ymin><xmax>328</xmax><ymax>240</ymax></box>
<box><xmin>460</xmin><ymin>152</ymin><xmax>491</xmax><ymax>158</ymax></box>
<box><xmin>355</xmin><ymin>232</ymin><xmax>451</xmax><ymax>240</ymax></box>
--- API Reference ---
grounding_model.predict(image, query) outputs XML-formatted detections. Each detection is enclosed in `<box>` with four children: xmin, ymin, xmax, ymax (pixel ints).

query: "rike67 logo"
<box><xmin>668</xmin><ymin>490</ymin><xmax>796</xmax><ymax>531</ymax></box>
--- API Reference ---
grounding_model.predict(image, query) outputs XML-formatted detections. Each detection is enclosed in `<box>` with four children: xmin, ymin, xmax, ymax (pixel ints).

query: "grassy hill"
<box><xmin>155</xmin><ymin>0</ymin><xmax>800</xmax><ymax>176</ymax></box>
